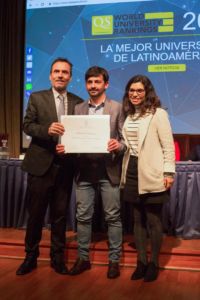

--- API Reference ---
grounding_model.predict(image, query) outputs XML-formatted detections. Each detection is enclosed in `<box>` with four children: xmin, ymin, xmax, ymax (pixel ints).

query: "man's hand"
<box><xmin>48</xmin><ymin>122</ymin><xmax>65</xmax><ymax>136</ymax></box>
<box><xmin>56</xmin><ymin>144</ymin><xmax>65</xmax><ymax>154</ymax></box>
<box><xmin>108</xmin><ymin>139</ymin><xmax>120</xmax><ymax>152</ymax></box>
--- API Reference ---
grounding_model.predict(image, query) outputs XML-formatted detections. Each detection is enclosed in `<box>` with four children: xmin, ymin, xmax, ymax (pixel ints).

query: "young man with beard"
<box><xmin>57</xmin><ymin>66</ymin><xmax>126</xmax><ymax>278</ymax></box>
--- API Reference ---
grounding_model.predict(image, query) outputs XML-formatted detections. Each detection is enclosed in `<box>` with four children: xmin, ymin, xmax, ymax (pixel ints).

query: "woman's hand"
<box><xmin>164</xmin><ymin>176</ymin><xmax>174</xmax><ymax>189</ymax></box>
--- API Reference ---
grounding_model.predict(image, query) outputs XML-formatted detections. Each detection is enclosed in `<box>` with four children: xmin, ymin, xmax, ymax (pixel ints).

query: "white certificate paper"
<box><xmin>61</xmin><ymin>115</ymin><xmax>110</xmax><ymax>153</ymax></box>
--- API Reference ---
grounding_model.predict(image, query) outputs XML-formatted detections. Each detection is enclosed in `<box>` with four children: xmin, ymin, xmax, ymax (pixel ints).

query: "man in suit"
<box><xmin>16</xmin><ymin>57</ymin><xmax>83</xmax><ymax>275</ymax></box>
<box><xmin>57</xmin><ymin>66</ymin><xmax>126</xmax><ymax>278</ymax></box>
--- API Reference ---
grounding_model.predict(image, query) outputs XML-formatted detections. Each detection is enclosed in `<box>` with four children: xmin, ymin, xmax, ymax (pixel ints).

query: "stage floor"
<box><xmin>1</xmin><ymin>228</ymin><xmax>200</xmax><ymax>271</ymax></box>
<box><xmin>1</xmin><ymin>229</ymin><xmax>200</xmax><ymax>300</ymax></box>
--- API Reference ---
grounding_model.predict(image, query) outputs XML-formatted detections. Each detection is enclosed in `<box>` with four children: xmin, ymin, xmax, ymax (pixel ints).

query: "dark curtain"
<box><xmin>0</xmin><ymin>0</ymin><xmax>25</xmax><ymax>157</ymax></box>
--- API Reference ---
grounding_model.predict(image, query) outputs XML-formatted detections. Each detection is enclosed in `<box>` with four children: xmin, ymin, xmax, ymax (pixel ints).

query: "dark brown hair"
<box><xmin>50</xmin><ymin>57</ymin><xmax>73</xmax><ymax>76</ymax></box>
<box><xmin>122</xmin><ymin>74</ymin><xmax>161</xmax><ymax>117</ymax></box>
<box><xmin>85</xmin><ymin>66</ymin><xmax>109</xmax><ymax>83</ymax></box>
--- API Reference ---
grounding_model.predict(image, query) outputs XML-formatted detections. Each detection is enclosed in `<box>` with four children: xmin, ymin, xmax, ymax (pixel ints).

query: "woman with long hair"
<box><xmin>121</xmin><ymin>75</ymin><xmax>175</xmax><ymax>282</ymax></box>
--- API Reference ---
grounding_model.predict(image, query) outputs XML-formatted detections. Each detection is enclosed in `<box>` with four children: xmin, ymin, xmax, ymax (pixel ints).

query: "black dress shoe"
<box><xmin>131</xmin><ymin>261</ymin><xmax>147</xmax><ymax>280</ymax></box>
<box><xmin>16</xmin><ymin>258</ymin><xmax>37</xmax><ymax>275</ymax></box>
<box><xmin>69</xmin><ymin>258</ymin><xmax>91</xmax><ymax>275</ymax></box>
<box><xmin>51</xmin><ymin>260</ymin><xmax>68</xmax><ymax>275</ymax></box>
<box><xmin>144</xmin><ymin>262</ymin><xmax>159</xmax><ymax>282</ymax></box>
<box><xmin>107</xmin><ymin>261</ymin><xmax>120</xmax><ymax>279</ymax></box>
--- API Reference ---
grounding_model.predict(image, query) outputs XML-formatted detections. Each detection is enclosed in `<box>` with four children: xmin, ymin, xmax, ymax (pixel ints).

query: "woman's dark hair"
<box><xmin>122</xmin><ymin>75</ymin><xmax>161</xmax><ymax>117</ymax></box>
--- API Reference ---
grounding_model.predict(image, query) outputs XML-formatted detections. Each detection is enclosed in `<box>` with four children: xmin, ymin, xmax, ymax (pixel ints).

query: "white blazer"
<box><xmin>120</xmin><ymin>108</ymin><xmax>175</xmax><ymax>194</ymax></box>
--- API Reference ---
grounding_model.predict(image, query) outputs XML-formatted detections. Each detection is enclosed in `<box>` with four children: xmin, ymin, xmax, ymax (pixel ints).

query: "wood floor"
<box><xmin>0</xmin><ymin>229</ymin><xmax>200</xmax><ymax>300</ymax></box>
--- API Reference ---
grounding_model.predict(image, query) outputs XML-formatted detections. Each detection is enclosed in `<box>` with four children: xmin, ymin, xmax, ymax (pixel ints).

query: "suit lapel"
<box><xmin>138</xmin><ymin>114</ymin><xmax>153</xmax><ymax>153</ymax></box>
<box><xmin>46</xmin><ymin>90</ymin><xmax>58</xmax><ymax>121</ymax></box>
<box><xmin>81</xmin><ymin>100</ymin><xmax>89</xmax><ymax>115</ymax></box>
<box><xmin>67</xmin><ymin>93</ymin><xmax>75</xmax><ymax>115</ymax></box>
<box><xmin>103</xmin><ymin>98</ymin><xmax>112</xmax><ymax>115</ymax></box>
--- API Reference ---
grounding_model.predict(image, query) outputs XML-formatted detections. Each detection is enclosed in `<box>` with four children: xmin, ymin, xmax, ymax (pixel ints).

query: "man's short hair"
<box><xmin>85</xmin><ymin>66</ymin><xmax>109</xmax><ymax>83</ymax></box>
<box><xmin>50</xmin><ymin>57</ymin><xmax>73</xmax><ymax>76</ymax></box>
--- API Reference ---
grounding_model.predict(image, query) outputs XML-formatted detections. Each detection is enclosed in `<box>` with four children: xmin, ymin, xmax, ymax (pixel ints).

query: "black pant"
<box><xmin>25</xmin><ymin>161</ymin><xmax>73</xmax><ymax>259</ymax></box>
<box><xmin>133</xmin><ymin>202</ymin><xmax>163</xmax><ymax>265</ymax></box>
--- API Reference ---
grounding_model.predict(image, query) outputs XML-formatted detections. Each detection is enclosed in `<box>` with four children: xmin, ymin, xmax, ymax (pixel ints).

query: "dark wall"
<box><xmin>0</xmin><ymin>0</ymin><xmax>25</xmax><ymax>157</ymax></box>
<box><xmin>174</xmin><ymin>134</ymin><xmax>200</xmax><ymax>160</ymax></box>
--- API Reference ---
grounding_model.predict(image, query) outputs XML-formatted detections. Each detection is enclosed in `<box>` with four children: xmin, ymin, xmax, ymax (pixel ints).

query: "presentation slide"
<box><xmin>23</xmin><ymin>0</ymin><xmax>200</xmax><ymax>147</ymax></box>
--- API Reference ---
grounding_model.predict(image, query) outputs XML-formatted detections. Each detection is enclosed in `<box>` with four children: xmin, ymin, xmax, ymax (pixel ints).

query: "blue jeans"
<box><xmin>76</xmin><ymin>180</ymin><xmax>122</xmax><ymax>262</ymax></box>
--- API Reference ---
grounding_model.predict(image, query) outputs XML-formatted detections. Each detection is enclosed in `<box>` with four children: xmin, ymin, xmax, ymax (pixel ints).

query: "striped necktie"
<box><xmin>58</xmin><ymin>94</ymin><xmax>65</xmax><ymax>122</ymax></box>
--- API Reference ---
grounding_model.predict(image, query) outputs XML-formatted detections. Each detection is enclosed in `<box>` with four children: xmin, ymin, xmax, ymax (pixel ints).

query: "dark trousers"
<box><xmin>25</xmin><ymin>160</ymin><xmax>73</xmax><ymax>260</ymax></box>
<box><xmin>133</xmin><ymin>203</ymin><xmax>163</xmax><ymax>265</ymax></box>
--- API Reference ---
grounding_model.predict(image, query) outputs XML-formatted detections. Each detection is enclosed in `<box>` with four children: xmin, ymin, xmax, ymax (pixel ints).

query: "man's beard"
<box><xmin>88</xmin><ymin>89</ymin><xmax>105</xmax><ymax>99</ymax></box>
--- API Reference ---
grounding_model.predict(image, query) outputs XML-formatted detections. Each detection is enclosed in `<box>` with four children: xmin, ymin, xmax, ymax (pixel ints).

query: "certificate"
<box><xmin>61</xmin><ymin>115</ymin><xmax>110</xmax><ymax>153</ymax></box>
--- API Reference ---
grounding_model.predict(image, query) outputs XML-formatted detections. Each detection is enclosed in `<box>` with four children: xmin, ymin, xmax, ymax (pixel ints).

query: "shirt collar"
<box><xmin>88</xmin><ymin>98</ymin><xmax>106</xmax><ymax>108</ymax></box>
<box><xmin>52</xmin><ymin>88</ymin><xmax>67</xmax><ymax>99</ymax></box>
